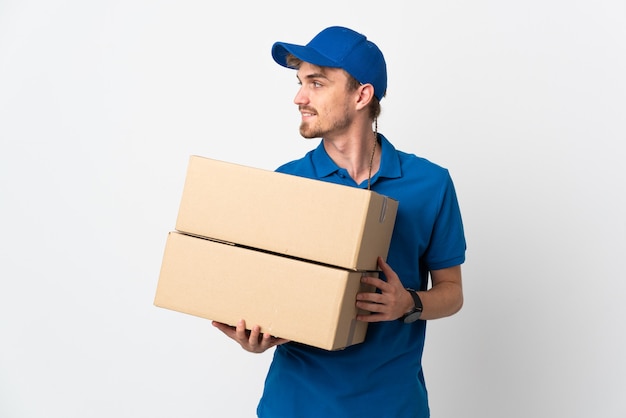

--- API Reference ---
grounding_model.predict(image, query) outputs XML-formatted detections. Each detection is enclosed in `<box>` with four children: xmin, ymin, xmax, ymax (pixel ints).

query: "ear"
<box><xmin>355</xmin><ymin>83</ymin><xmax>375</xmax><ymax>110</ymax></box>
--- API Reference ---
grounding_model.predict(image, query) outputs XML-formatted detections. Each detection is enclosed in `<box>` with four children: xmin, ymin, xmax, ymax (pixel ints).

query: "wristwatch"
<box><xmin>399</xmin><ymin>288</ymin><xmax>423</xmax><ymax>323</ymax></box>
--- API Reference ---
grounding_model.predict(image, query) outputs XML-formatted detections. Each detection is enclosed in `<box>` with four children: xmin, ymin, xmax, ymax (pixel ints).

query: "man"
<box><xmin>213</xmin><ymin>26</ymin><xmax>466</xmax><ymax>417</ymax></box>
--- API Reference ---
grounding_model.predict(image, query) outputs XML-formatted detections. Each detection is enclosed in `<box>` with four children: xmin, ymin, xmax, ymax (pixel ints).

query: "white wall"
<box><xmin>1</xmin><ymin>1</ymin><xmax>624</xmax><ymax>417</ymax></box>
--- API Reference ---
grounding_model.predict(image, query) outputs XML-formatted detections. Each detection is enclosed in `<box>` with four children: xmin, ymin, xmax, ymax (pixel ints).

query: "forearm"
<box><xmin>356</xmin><ymin>258</ymin><xmax>464</xmax><ymax>323</ymax></box>
<box><xmin>417</xmin><ymin>265</ymin><xmax>463</xmax><ymax>320</ymax></box>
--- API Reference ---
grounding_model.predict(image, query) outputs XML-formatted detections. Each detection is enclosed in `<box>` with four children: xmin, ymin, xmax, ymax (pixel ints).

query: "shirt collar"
<box><xmin>311</xmin><ymin>133</ymin><xmax>402</xmax><ymax>181</ymax></box>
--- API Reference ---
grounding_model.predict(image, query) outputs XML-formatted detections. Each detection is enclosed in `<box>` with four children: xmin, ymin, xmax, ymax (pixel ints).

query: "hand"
<box><xmin>212</xmin><ymin>319</ymin><xmax>289</xmax><ymax>353</ymax></box>
<box><xmin>355</xmin><ymin>257</ymin><xmax>414</xmax><ymax>322</ymax></box>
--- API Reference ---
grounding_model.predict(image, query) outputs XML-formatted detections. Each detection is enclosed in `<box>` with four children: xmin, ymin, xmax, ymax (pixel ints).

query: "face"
<box><xmin>294</xmin><ymin>62</ymin><xmax>357</xmax><ymax>139</ymax></box>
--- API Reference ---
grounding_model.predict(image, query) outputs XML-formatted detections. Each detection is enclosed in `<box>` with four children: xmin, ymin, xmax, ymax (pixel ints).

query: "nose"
<box><xmin>294</xmin><ymin>86</ymin><xmax>308</xmax><ymax>106</ymax></box>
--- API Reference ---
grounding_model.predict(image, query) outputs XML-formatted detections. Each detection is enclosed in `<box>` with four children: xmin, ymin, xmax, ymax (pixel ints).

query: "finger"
<box><xmin>357</xmin><ymin>300</ymin><xmax>385</xmax><ymax>313</ymax></box>
<box><xmin>234</xmin><ymin>319</ymin><xmax>250</xmax><ymax>343</ymax></box>
<box><xmin>356</xmin><ymin>310</ymin><xmax>386</xmax><ymax>323</ymax></box>
<box><xmin>259</xmin><ymin>332</ymin><xmax>276</xmax><ymax>350</ymax></box>
<box><xmin>360</xmin><ymin>273</ymin><xmax>389</xmax><ymax>292</ymax></box>
<box><xmin>248</xmin><ymin>325</ymin><xmax>262</xmax><ymax>348</ymax></box>
<box><xmin>356</xmin><ymin>290</ymin><xmax>384</xmax><ymax>304</ymax></box>
<box><xmin>377</xmin><ymin>257</ymin><xmax>395</xmax><ymax>280</ymax></box>
<box><xmin>378</xmin><ymin>257</ymin><xmax>400</xmax><ymax>284</ymax></box>
<box><xmin>261</xmin><ymin>334</ymin><xmax>290</xmax><ymax>350</ymax></box>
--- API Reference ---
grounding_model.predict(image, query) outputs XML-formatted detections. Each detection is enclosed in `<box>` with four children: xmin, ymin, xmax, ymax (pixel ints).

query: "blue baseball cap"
<box><xmin>271</xmin><ymin>26</ymin><xmax>387</xmax><ymax>101</ymax></box>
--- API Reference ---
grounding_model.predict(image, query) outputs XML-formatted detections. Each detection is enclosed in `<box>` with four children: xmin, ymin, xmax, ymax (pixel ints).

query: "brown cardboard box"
<box><xmin>155</xmin><ymin>231</ymin><xmax>374</xmax><ymax>350</ymax></box>
<box><xmin>175</xmin><ymin>156</ymin><xmax>398</xmax><ymax>271</ymax></box>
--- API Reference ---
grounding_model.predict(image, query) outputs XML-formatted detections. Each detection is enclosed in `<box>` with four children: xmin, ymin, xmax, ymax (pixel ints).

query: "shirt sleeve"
<box><xmin>423</xmin><ymin>171</ymin><xmax>467</xmax><ymax>271</ymax></box>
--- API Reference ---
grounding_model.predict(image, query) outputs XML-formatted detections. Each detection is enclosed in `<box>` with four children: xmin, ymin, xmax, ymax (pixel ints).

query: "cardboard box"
<box><xmin>155</xmin><ymin>231</ymin><xmax>374</xmax><ymax>350</ymax></box>
<box><xmin>175</xmin><ymin>156</ymin><xmax>398</xmax><ymax>271</ymax></box>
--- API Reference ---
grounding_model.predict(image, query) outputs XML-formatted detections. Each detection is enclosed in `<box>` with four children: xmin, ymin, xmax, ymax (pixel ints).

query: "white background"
<box><xmin>1</xmin><ymin>1</ymin><xmax>625</xmax><ymax>417</ymax></box>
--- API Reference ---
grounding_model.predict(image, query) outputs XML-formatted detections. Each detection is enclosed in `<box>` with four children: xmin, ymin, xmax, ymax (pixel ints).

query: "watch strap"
<box><xmin>399</xmin><ymin>288</ymin><xmax>423</xmax><ymax>323</ymax></box>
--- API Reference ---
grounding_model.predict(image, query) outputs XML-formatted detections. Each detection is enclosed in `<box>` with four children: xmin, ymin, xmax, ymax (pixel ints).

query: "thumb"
<box><xmin>377</xmin><ymin>256</ymin><xmax>399</xmax><ymax>283</ymax></box>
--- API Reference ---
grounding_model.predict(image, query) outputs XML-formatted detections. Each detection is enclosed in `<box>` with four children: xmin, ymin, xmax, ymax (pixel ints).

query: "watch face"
<box><xmin>403</xmin><ymin>311</ymin><xmax>421</xmax><ymax>324</ymax></box>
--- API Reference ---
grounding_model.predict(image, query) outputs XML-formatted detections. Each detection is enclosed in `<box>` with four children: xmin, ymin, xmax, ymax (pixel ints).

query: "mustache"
<box><xmin>298</xmin><ymin>106</ymin><xmax>316</xmax><ymax>114</ymax></box>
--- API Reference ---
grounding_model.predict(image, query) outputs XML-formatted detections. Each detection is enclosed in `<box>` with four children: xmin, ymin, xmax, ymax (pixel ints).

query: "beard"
<box><xmin>298</xmin><ymin>103</ymin><xmax>353</xmax><ymax>139</ymax></box>
<box><xmin>299</xmin><ymin>121</ymin><xmax>321</xmax><ymax>139</ymax></box>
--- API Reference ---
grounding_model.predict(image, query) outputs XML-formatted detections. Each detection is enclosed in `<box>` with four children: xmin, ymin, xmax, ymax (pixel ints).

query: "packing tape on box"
<box><xmin>380</xmin><ymin>196</ymin><xmax>389</xmax><ymax>223</ymax></box>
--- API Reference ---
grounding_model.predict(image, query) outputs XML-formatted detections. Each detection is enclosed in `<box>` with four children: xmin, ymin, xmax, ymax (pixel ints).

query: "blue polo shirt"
<box><xmin>257</xmin><ymin>134</ymin><xmax>466</xmax><ymax>418</ymax></box>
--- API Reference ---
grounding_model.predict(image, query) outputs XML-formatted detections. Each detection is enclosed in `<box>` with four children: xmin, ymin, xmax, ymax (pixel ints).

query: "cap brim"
<box><xmin>272</xmin><ymin>42</ymin><xmax>340</xmax><ymax>69</ymax></box>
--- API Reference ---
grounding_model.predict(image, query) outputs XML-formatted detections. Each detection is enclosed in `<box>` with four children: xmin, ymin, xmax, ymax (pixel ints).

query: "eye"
<box><xmin>312</xmin><ymin>81</ymin><xmax>322</xmax><ymax>88</ymax></box>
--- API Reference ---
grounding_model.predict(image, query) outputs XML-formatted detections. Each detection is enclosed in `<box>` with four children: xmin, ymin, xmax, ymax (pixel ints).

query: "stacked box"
<box><xmin>155</xmin><ymin>156</ymin><xmax>398</xmax><ymax>350</ymax></box>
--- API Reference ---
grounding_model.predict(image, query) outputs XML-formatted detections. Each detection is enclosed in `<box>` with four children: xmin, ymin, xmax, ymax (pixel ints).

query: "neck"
<box><xmin>323</xmin><ymin>129</ymin><xmax>380</xmax><ymax>187</ymax></box>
